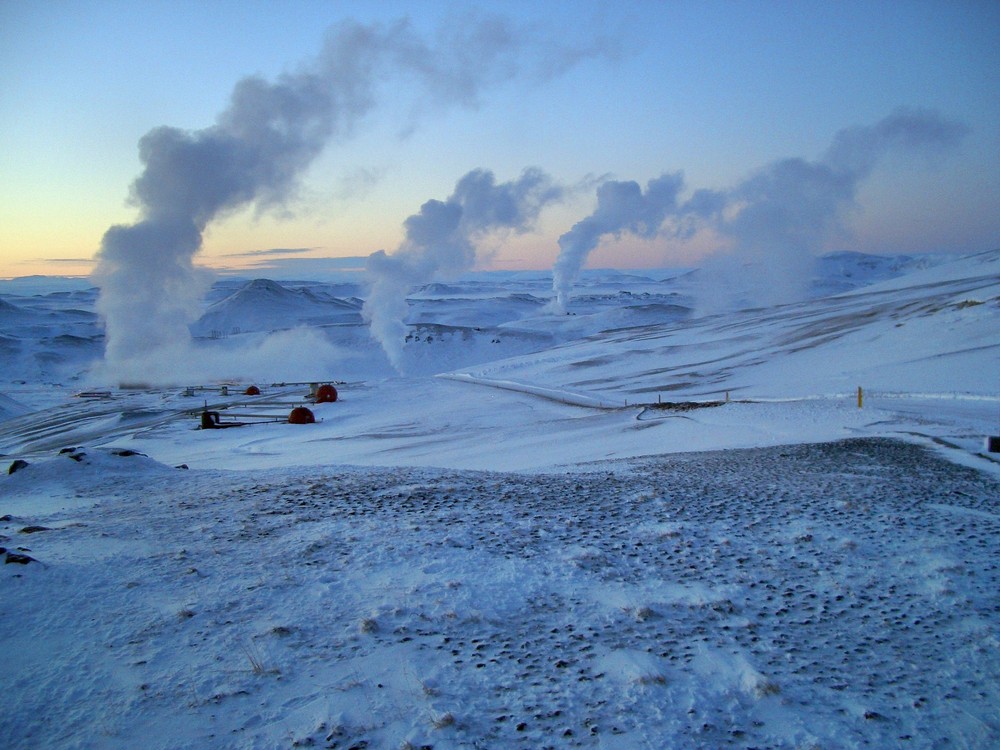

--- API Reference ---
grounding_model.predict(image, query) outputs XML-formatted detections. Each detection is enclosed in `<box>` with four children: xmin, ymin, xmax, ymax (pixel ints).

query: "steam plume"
<box><xmin>91</xmin><ymin>15</ymin><xmax>613</xmax><ymax>383</ymax></box>
<box><xmin>550</xmin><ymin>107</ymin><xmax>967</xmax><ymax>312</ymax></box>
<box><xmin>551</xmin><ymin>173</ymin><xmax>685</xmax><ymax>312</ymax></box>
<box><xmin>702</xmin><ymin>106</ymin><xmax>969</xmax><ymax>308</ymax></box>
<box><xmin>364</xmin><ymin>168</ymin><xmax>562</xmax><ymax>369</ymax></box>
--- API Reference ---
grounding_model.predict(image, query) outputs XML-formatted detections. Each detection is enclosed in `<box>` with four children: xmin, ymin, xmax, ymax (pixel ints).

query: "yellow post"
<box><xmin>857</xmin><ymin>386</ymin><xmax>863</xmax><ymax>408</ymax></box>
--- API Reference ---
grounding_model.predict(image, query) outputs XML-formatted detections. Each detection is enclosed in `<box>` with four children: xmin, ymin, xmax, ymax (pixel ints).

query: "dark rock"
<box><xmin>175</xmin><ymin>464</ymin><xmax>189</xmax><ymax>470</ymax></box>
<box><xmin>0</xmin><ymin>515</ymin><xmax>12</xmax><ymax>522</ymax></box>
<box><xmin>8</xmin><ymin>459</ymin><xmax>29</xmax><ymax>475</ymax></box>
<box><xmin>112</xmin><ymin>449</ymin><xmax>146</xmax><ymax>458</ymax></box>
<box><xmin>20</xmin><ymin>526</ymin><xmax>51</xmax><ymax>534</ymax></box>
<box><xmin>5</xmin><ymin>551</ymin><xmax>35</xmax><ymax>565</ymax></box>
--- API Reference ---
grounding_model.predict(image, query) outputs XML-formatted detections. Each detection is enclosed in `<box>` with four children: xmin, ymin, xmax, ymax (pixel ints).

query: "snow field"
<box><xmin>1</xmin><ymin>251</ymin><xmax>998</xmax><ymax>749</ymax></box>
<box><xmin>3</xmin><ymin>438</ymin><xmax>999</xmax><ymax>749</ymax></box>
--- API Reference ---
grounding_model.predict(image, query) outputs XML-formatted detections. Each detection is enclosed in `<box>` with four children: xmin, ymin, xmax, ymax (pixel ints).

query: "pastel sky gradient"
<box><xmin>2</xmin><ymin>0</ymin><xmax>998</xmax><ymax>277</ymax></box>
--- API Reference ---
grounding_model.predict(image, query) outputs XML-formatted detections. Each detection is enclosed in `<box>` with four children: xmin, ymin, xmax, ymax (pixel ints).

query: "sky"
<box><xmin>1</xmin><ymin>0</ymin><xmax>998</xmax><ymax>279</ymax></box>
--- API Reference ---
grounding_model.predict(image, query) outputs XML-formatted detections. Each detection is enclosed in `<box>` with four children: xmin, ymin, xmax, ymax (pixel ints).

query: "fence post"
<box><xmin>857</xmin><ymin>386</ymin><xmax>863</xmax><ymax>408</ymax></box>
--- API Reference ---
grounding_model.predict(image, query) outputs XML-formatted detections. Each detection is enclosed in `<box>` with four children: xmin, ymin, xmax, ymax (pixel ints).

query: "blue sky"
<box><xmin>1</xmin><ymin>0</ymin><xmax>998</xmax><ymax>277</ymax></box>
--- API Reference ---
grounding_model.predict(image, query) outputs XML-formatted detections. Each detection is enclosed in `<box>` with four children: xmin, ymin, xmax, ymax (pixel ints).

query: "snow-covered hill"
<box><xmin>460</xmin><ymin>249</ymin><xmax>999</xmax><ymax>403</ymax></box>
<box><xmin>0</xmin><ymin>287</ymin><xmax>102</xmax><ymax>387</ymax></box>
<box><xmin>809</xmin><ymin>250</ymin><xmax>950</xmax><ymax>296</ymax></box>
<box><xmin>0</xmin><ymin>249</ymin><xmax>998</xmax><ymax>455</ymax></box>
<box><xmin>190</xmin><ymin>278</ymin><xmax>364</xmax><ymax>338</ymax></box>
<box><xmin>1</xmin><ymin>249</ymin><xmax>999</xmax><ymax>749</ymax></box>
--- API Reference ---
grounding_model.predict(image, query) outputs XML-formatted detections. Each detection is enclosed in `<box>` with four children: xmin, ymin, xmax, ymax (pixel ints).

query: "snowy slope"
<box><xmin>457</xmin><ymin>249</ymin><xmax>1000</xmax><ymax>403</ymax></box>
<box><xmin>3</xmin><ymin>439</ymin><xmax>999</xmax><ymax>749</ymax></box>
<box><xmin>0</xmin><ymin>286</ymin><xmax>102</xmax><ymax>385</ymax></box>
<box><xmin>1</xmin><ymin>250</ymin><xmax>999</xmax><ymax>750</ymax></box>
<box><xmin>809</xmin><ymin>250</ymin><xmax>950</xmax><ymax>296</ymax></box>
<box><xmin>0</xmin><ymin>250</ymin><xmax>997</xmax><ymax>465</ymax></box>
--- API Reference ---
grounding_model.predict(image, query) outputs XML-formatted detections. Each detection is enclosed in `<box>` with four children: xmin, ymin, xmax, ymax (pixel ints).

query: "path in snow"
<box><xmin>2</xmin><ymin>438</ymin><xmax>999</xmax><ymax>749</ymax></box>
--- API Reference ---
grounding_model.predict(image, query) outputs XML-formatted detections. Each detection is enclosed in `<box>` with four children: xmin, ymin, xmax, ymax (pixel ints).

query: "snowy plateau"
<box><xmin>1</xmin><ymin>249</ymin><xmax>999</xmax><ymax>750</ymax></box>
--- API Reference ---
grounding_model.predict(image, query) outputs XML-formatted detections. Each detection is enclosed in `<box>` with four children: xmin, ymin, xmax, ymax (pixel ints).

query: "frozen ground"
<box><xmin>1</xmin><ymin>249</ymin><xmax>999</xmax><ymax>748</ymax></box>
<box><xmin>3</xmin><ymin>438</ymin><xmax>1000</xmax><ymax>749</ymax></box>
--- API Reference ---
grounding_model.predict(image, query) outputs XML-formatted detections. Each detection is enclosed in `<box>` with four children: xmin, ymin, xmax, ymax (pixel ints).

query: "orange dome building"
<box><xmin>288</xmin><ymin>406</ymin><xmax>315</xmax><ymax>424</ymax></box>
<box><xmin>315</xmin><ymin>384</ymin><xmax>338</xmax><ymax>403</ymax></box>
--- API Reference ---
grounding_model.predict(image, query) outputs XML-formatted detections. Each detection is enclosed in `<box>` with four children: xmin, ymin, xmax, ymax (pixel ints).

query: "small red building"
<box><xmin>315</xmin><ymin>384</ymin><xmax>338</xmax><ymax>403</ymax></box>
<box><xmin>288</xmin><ymin>406</ymin><xmax>315</xmax><ymax>424</ymax></box>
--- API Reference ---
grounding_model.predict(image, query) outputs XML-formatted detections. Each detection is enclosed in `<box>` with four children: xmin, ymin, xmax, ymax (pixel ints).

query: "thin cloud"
<box><xmin>222</xmin><ymin>247</ymin><xmax>319</xmax><ymax>258</ymax></box>
<box><xmin>35</xmin><ymin>257</ymin><xmax>97</xmax><ymax>265</ymax></box>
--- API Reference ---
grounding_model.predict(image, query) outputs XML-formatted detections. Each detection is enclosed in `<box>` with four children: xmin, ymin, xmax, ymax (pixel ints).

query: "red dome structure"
<box><xmin>288</xmin><ymin>406</ymin><xmax>315</xmax><ymax>424</ymax></box>
<box><xmin>315</xmin><ymin>384</ymin><xmax>338</xmax><ymax>403</ymax></box>
<box><xmin>245</xmin><ymin>385</ymin><xmax>261</xmax><ymax>396</ymax></box>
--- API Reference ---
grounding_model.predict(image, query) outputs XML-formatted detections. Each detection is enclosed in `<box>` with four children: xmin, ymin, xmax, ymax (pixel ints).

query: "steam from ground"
<box><xmin>550</xmin><ymin>174</ymin><xmax>685</xmax><ymax>312</ymax></box>
<box><xmin>551</xmin><ymin>107</ymin><xmax>968</xmax><ymax>311</ymax></box>
<box><xmin>698</xmin><ymin>107</ymin><xmax>969</xmax><ymax>311</ymax></box>
<box><xmin>91</xmin><ymin>15</ymin><xmax>614</xmax><ymax>384</ymax></box>
<box><xmin>86</xmin><ymin>327</ymin><xmax>349</xmax><ymax>388</ymax></box>
<box><xmin>364</xmin><ymin>168</ymin><xmax>562</xmax><ymax>370</ymax></box>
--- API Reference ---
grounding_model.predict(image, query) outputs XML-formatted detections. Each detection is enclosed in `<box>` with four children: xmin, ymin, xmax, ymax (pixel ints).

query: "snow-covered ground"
<box><xmin>2</xmin><ymin>249</ymin><xmax>999</xmax><ymax>748</ymax></box>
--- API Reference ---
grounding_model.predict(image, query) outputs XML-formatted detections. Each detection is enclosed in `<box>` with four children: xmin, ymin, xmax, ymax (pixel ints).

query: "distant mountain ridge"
<box><xmin>1</xmin><ymin>250</ymin><xmax>992</xmax><ymax>386</ymax></box>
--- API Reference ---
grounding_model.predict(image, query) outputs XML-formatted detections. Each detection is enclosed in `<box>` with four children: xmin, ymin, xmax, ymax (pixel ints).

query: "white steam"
<box><xmin>86</xmin><ymin>327</ymin><xmax>348</xmax><ymax>388</ymax></box>
<box><xmin>550</xmin><ymin>173</ymin><xmax>685</xmax><ymax>312</ymax></box>
<box><xmin>364</xmin><ymin>168</ymin><xmax>562</xmax><ymax>370</ymax></box>
<box><xmin>91</xmin><ymin>15</ymin><xmax>614</xmax><ymax>384</ymax></box>
<box><xmin>551</xmin><ymin>107</ymin><xmax>968</xmax><ymax>311</ymax></box>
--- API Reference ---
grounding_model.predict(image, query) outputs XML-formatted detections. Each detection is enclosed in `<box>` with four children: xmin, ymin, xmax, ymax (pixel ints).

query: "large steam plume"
<box><xmin>364</xmin><ymin>168</ymin><xmax>562</xmax><ymax>369</ymax></box>
<box><xmin>91</xmin><ymin>15</ymin><xmax>613</xmax><ymax>384</ymax></box>
<box><xmin>700</xmin><ymin>106</ymin><xmax>970</xmax><ymax>308</ymax></box>
<box><xmin>550</xmin><ymin>173</ymin><xmax>685</xmax><ymax>312</ymax></box>
<box><xmin>550</xmin><ymin>107</ymin><xmax>968</xmax><ymax>311</ymax></box>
